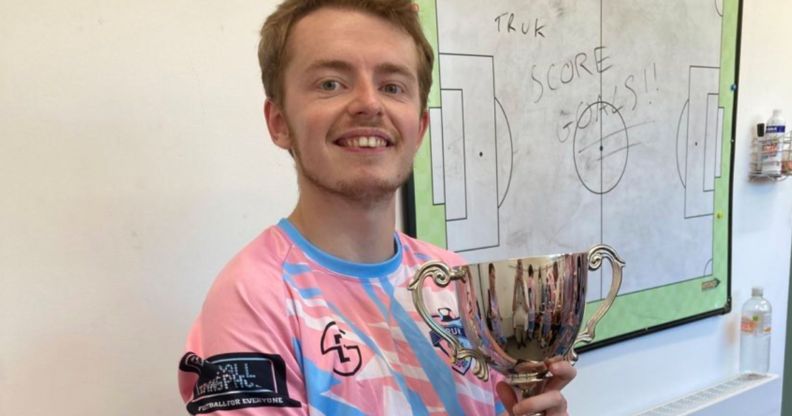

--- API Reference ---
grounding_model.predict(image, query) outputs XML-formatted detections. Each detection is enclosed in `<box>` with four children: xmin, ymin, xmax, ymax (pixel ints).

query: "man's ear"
<box><xmin>417</xmin><ymin>109</ymin><xmax>430</xmax><ymax>148</ymax></box>
<box><xmin>264</xmin><ymin>99</ymin><xmax>292</xmax><ymax>150</ymax></box>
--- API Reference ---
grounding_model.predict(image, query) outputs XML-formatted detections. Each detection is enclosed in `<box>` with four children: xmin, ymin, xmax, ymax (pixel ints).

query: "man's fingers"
<box><xmin>511</xmin><ymin>389</ymin><xmax>568</xmax><ymax>416</ymax></box>
<box><xmin>544</xmin><ymin>361</ymin><xmax>577</xmax><ymax>392</ymax></box>
<box><xmin>496</xmin><ymin>381</ymin><xmax>518</xmax><ymax>415</ymax></box>
<box><xmin>497</xmin><ymin>362</ymin><xmax>576</xmax><ymax>415</ymax></box>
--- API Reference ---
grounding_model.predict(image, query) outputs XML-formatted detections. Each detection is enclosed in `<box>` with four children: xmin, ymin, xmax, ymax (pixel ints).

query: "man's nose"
<box><xmin>347</xmin><ymin>81</ymin><xmax>384</xmax><ymax>117</ymax></box>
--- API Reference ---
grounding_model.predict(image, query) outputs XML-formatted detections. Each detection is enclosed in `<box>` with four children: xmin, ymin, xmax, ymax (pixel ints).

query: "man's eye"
<box><xmin>382</xmin><ymin>84</ymin><xmax>404</xmax><ymax>94</ymax></box>
<box><xmin>320</xmin><ymin>80</ymin><xmax>341</xmax><ymax>91</ymax></box>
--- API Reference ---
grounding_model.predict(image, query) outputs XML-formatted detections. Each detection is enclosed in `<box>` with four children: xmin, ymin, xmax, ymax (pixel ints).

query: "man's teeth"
<box><xmin>342</xmin><ymin>136</ymin><xmax>388</xmax><ymax>148</ymax></box>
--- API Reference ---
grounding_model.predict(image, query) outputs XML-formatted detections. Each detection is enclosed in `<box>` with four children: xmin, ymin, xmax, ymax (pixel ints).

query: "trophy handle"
<box><xmin>567</xmin><ymin>244</ymin><xmax>625</xmax><ymax>363</ymax></box>
<box><xmin>407</xmin><ymin>261</ymin><xmax>490</xmax><ymax>381</ymax></box>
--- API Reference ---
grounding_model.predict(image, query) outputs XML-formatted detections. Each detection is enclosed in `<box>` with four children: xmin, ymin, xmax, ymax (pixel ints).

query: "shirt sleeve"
<box><xmin>178</xmin><ymin>255</ymin><xmax>307</xmax><ymax>415</ymax></box>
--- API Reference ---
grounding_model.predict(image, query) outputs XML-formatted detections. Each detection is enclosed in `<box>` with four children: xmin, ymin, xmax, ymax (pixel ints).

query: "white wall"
<box><xmin>1</xmin><ymin>1</ymin><xmax>789</xmax><ymax>415</ymax></box>
<box><xmin>1</xmin><ymin>1</ymin><xmax>293</xmax><ymax>414</ymax></box>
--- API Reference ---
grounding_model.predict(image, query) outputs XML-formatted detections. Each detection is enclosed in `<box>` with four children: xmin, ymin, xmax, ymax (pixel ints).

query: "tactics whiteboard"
<box><xmin>405</xmin><ymin>0</ymin><xmax>740</xmax><ymax>348</ymax></box>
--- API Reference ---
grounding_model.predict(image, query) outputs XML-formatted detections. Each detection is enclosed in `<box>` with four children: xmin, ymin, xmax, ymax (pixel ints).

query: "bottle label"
<box><xmin>763</xmin><ymin>315</ymin><xmax>772</xmax><ymax>334</ymax></box>
<box><xmin>741</xmin><ymin>316</ymin><xmax>758</xmax><ymax>333</ymax></box>
<box><xmin>741</xmin><ymin>315</ymin><xmax>771</xmax><ymax>334</ymax></box>
<box><xmin>766</xmin><ymin>125</ymin><xmax>786</xmax><ymax>134</ymax></box>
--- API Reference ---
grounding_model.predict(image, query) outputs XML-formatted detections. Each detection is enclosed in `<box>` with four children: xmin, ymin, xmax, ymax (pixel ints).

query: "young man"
<box><xmin>178</xmin><ymin>1</ymin><xmax>575</xmax><ymax>414</ymax></box>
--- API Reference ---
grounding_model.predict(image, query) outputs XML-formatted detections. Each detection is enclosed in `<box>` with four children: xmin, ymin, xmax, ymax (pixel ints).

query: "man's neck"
<box><xmin>287</xmin><ymin>189</ymin><xmax>397</xmax><ymax>264</ymax></box>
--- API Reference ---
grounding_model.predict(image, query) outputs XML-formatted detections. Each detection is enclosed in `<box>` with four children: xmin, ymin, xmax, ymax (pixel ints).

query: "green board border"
<box><xmin>404</xmin><ymin>0</ymin><xmax>741</xmax><ymax>349</ymax></box>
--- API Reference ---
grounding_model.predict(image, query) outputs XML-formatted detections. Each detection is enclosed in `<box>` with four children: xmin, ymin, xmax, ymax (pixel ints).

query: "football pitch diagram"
<box><xmin>410</xmin><ymin>0</ymin><xmax>738</xmax><ymax>345</ymax></box>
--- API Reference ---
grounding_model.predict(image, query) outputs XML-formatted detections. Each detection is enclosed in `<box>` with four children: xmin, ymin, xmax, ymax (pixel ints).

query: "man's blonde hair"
<box><xmin>258</xmin><ymin>0</ymin><xmax>434</xmax><ymax>110</ymax></box>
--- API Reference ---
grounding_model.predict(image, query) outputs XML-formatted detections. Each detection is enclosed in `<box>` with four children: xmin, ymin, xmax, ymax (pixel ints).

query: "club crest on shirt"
<box><xmin>320</xmin><ymin>320</ymin><xmax>363</xmax><ymax>376</ymax></box>
<box><xmin>429</xmin><ymin>307</ymin><xmax>472</xmax><ymax>375</ymax></box>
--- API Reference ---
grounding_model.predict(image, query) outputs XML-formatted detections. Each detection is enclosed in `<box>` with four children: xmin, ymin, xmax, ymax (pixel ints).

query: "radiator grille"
<box><xmin>636</xmin><ymin>373</ymin><xmax>775</xmax><ymax>416</ymax></box>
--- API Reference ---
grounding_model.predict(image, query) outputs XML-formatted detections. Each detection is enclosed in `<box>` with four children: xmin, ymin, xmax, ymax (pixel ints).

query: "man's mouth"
<box><xmin>336</xmin><ymin>136</ymin><xmax>390</xmax><ymax>148</ymax></box>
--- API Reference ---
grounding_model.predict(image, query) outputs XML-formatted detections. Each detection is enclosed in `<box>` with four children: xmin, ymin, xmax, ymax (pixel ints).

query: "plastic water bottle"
<box><xmin>761</xmin><ymin>110</ymin><xmax>785</xmax><ymax>176</ymax></box>
<box><xmin>739</xmin><ymin>287</ymin><xmax>772</xmax><ymax>373</ymax></box>
<box><xmin>751</xmin><ymin>123</ymin><xmax>765</xmax><ymax>175</ymax></box>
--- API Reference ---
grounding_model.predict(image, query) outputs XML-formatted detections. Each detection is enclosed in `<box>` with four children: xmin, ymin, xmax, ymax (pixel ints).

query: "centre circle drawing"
<box><xmin>573</xmin><ymin>101</ymin><xmax>630</xmax><ymax>194</ymax></box>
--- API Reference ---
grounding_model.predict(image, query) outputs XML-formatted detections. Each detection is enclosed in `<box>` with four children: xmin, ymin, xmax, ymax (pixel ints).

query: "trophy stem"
<box><xmin>506</xmin><ymin>374</ymin><xmax>548</xmax><ymax>416</ymax></box>
<box><xmin>506</xmin><ymin>373</ymin><xmax>548</xmax><ymax>399</ymax></box>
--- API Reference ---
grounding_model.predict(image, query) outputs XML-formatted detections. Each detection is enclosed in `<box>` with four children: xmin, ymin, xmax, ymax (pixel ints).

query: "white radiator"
<box><xmin>636</xmin><ymin>373</ymin><xmax>779</xmax><ymax>416</ymax></box>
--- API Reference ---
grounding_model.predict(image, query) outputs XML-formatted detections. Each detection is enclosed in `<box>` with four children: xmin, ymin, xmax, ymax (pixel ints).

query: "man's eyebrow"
<box><xmin>376</xmin><ymin>63</ymin><xmax>416</xmax><ymax>80</ymax></box>
<box><xmin>305</xmin><ymin>59</ymin><xmax>354</xmax><ymax>74</ymax></box>
<box><xmin>303</xmin><ymin>60</ymin><xmax>416</xmax><ymax>80</ymax></box>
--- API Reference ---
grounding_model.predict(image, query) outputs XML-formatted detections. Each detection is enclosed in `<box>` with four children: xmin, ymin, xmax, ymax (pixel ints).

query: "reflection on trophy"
<box><xmin>408</xmin><ymin>245</ymin><xmax>624</xmax><ymax>398</ymax></box>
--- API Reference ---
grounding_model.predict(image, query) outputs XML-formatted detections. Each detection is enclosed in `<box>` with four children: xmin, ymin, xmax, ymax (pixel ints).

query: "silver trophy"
<box><xmin>409</xmin><ymin>245</ymin><xmax>624</xmax><ymax>398</ymax></box>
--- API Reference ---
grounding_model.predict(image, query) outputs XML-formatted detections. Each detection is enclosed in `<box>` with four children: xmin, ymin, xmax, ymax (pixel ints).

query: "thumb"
<box><xmin>496</xmin><ymin>381</ymin><xmax>518</xmax><ymax>416</ymax></box>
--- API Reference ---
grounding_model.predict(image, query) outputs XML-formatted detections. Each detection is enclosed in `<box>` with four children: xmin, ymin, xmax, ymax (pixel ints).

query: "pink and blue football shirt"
<box><xmin>179</xmin><ymin>219</ymin><xmax>506</xmax><ymax>415</ymax></box>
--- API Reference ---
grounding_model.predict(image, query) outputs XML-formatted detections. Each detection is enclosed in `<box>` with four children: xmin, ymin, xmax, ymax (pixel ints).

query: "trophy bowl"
<box><xmin>408</xmin><ymin>245</ymin><xmax>624</xmax><ymax>397</ymax></box>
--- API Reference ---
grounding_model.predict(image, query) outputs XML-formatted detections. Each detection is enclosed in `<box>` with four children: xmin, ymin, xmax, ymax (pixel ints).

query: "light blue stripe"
<box><xmin>291</xmin><ymin>338</ymin><xmax>304</xmax><ymax>374</ymax></box>
<box><xmin>301</xmin><ymin>357</ymin><xmax>367</xmax><ymax>416</ymax></box>
<box><xmin>297</xmin><ymin>287</ymin><xmax>322</xmax><ymax>299</ymax></box>
<box><xmin>360</xmin><ymin>279</ymin><xmax>391</xmax><ymax>326</ymax></box>
<box><xmin>414</xmin><ymin>252</ymin><xmax>432</xmax><ymax>261</ymax></box>
<box><xmin>379</xmin><ymin>276</ymin><xmax>467</xmax><ymax>416</ymax></box>
<box><xmin>278</xmin><ymin>218</ymin><xmax>403</xmax><ymax>279</ymax></box>
<box><xmin>282</xmin><ymin>263</ymin><xmax>322</xmax><ymax>299</ymax></box>
<box><xmin>495</xmin><ymin>399</ymin><xmax>506</xmax><ymax>415</ymax></box>
<box><xmin>283</xmin><ymin>262</ymin><xmax>312</xmax><ymax>276</ymax></box>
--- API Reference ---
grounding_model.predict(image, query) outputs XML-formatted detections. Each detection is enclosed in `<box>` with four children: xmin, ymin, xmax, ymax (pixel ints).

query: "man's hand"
<box><xmin>496</xmin><ymin>360</ymin><xmax>576</xmax><ymax>416</ymax></box>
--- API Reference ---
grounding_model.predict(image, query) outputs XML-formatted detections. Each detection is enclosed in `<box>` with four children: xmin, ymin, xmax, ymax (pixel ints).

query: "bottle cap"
<box><xmin>752</xmin><ymin>287</ymin><xmax>763</xmax><ymax>297</ymax></box>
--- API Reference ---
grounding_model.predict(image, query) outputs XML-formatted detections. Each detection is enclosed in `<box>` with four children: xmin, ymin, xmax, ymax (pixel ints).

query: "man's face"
<box><xmin>266</xmin><ymin>7</ymin><xmax>429</xmax><ymax>203</ymax></box>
